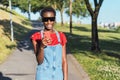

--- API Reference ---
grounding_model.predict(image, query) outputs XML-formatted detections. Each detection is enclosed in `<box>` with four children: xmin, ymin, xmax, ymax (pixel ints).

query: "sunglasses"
<box><xmin>42</xmin><ymin>17</ymin><xmax>55</xmax><ymax>22</ymax></box>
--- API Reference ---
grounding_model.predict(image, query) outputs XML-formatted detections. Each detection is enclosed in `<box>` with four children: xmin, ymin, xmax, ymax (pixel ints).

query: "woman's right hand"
<box><xmin>40</xmin><ymin>37</ymin><xmax>52</xmax><ymax>48</ymax></box>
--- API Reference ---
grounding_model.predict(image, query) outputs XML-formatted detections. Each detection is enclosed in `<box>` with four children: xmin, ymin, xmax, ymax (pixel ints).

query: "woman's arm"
<box><xmin>31</xmin><ymin>40</ymin><xmax>37</xmax><ymax>54</ymax></box>
<box><xmin>31</xmin><ymin>38</ymin><xmax>51</xmax><ymax>65</ymax></box>
<box><xmin>31</xmin><ymin>39</ymin><xmax>44</xmax><ymax>65</ymax></box>
<box><xmin>62</xmin><ymin>44</ymin><xmax>68</xmax><ymax>80</ymax></box>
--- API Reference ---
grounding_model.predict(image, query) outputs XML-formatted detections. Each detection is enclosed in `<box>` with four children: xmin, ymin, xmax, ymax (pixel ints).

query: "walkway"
<box><xmin>0</xmin><ymin>22</ymin><xmax>90</xmax><ymax>80</ymax></box>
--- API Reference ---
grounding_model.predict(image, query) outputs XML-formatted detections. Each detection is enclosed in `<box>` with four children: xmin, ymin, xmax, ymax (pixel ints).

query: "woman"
<box><xmin>31</xmin><ymin>7</ymin><xmax>68</xmax><ymax>80</ymax></box>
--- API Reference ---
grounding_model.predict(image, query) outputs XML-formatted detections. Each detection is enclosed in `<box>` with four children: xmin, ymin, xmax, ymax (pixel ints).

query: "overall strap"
<box><xmin>40</xmin><ymin>30</ymin><xmax>44</xmax><ymax>38</ymax></box>
<box><xmin>55</xmin><ymin>30</ymin><xmax>61</xmax><ymax>43</ymax></box>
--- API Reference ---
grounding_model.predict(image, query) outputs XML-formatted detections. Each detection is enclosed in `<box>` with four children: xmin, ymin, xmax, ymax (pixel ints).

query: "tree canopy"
<box><xmin>0</xmin><ymin>0</ymin><xmax>19</xmax><ymax>8</ymax></box>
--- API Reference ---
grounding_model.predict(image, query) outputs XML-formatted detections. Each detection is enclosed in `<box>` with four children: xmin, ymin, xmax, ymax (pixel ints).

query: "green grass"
<box><xmin>116</xmin><ymin>26</ymin><xmax>120</xmax><ymax>33</ymax></box>
<box><xmin>0</xmin><ymin>8</ymin><xmax>32</xmax><ymax>63</ymax></box>
<box><xmin>55</xmin><ymin>23</ymin><xmax>120</xmax><ymax>80</ymax></box>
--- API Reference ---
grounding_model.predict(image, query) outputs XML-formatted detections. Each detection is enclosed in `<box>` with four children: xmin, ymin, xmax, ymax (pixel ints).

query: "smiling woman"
<box><xmin>30</xmin><ymin>7</ymin><xmax>68</xmax><ymax>80</ymax></box>
<box><xmin>42</xmin><ymin>12</ymin><xmax>55</xmax><ymax>30</ymax></box>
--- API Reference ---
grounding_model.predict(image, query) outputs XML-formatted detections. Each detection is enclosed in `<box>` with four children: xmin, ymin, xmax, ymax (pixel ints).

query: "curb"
<box><xmin>67</xmin><ymin>53</ymin><xmax>90</xmax><ymax>80</ymax></box>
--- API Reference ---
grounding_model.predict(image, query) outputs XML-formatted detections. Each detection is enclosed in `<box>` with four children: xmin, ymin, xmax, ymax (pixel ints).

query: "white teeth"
<box><xmin>48</xmin><ymin>25</ymin><xmax>52</xmax><ymax>27</ymax></box>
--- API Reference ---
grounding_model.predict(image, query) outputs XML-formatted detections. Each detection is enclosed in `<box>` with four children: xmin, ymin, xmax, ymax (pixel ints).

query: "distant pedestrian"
<box><xmin>30</xmin><ymin>7</ymin><xmax>68</xmax><ymax>80</ymax></box>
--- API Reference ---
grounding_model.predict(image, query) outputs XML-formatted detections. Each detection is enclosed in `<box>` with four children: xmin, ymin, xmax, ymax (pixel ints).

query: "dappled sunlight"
<box><xmin>0</xmin><ymin>19</ymin><xmax>31</xmax><ymax>41</ymax></box>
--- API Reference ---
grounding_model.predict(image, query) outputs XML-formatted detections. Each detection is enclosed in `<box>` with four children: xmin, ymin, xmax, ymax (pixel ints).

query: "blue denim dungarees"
<box><xmin>36</xmin><ymin>30</ymin><xmax>63</xmax><ymax>80</ymax></box>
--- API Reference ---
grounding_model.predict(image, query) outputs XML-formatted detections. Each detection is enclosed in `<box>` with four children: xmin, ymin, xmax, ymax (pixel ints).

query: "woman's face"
<box><xmin>42</xmin><ymin>12</ymin><xmax>55</xmax><ymax>31</ymax></box>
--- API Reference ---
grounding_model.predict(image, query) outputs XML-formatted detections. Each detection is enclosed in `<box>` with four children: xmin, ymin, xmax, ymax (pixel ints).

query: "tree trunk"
<box><xmin>28</xmin><ymin>11</ymin><xmax>31</xmax><ymax>20</ymax></box>
<box><xmin>60</xmin><ymin>10</ymin><xmax>64</xmax><ymax>26</ymax></box>
<box><xmin>84</xmin><ymin>0</ymin><xmax>104</xmax><ymax>52</ymax></box>
<box><xmin>69</xmin><ymin>0</ymin><xmax>72</xmax><ymax>34</ymax></box>
<box><xmin>91</xmin><ymin>16</ymin><xmax>100</xmax><ymax>52</ymax></box>
<box><xmin>28</xmin><ymin>0</ymin><xmax>31</xmax><ymax>20</ymax></box>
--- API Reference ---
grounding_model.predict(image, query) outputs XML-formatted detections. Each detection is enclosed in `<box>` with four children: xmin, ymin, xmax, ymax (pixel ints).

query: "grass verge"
<box><xmin>0</xmin><ymin>7</ymin><xmax>32</xmax><ymax>64</ymax></box>
<box><xmin>55</xmin><ymin>23</ymin><xmax>120</xmax><ymax>80</ymax></box>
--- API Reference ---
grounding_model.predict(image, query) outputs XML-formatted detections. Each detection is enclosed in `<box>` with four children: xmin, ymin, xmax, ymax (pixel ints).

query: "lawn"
<box><xmin>55</xmin><ymin>23</ymin><xmax>120</xmax><ymax>80</ymax></box>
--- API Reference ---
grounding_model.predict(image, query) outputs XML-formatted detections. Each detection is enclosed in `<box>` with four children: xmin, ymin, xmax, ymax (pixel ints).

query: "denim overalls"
<box><xmin>36</xmin><ymin>30</ymin><xmax>63</xmax><ymax>80</ymax></box>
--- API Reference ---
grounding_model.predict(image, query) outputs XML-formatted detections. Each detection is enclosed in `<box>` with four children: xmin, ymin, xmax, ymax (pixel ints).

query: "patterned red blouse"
<box><xmin>31</xmin><ymin>31</ymin><xmax>67</xmax><ymax>46</ymax></box>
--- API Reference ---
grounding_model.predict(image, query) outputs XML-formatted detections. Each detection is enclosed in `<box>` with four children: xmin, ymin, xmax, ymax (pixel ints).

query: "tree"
<box><xmin>66</xmin><ymin>0</ymin><xmax>89</xmax><ymax>34</ymax></box>
<box><xmin>84</xmin><ymin>0</ymin><xmax>104</xmax><ymax>52</ymax></box>
<box><xmin>16</xmin><ymin>0</ymin><xmax>46</xmax><ymax>20</ymax></box>
<box><xmin>28</xmin><ymin>0</ymin><xmax>31</xmax><ymax>20</ymax></box>
<box><xmin>16</xmin><ymin>0</ymin><xmax>56</xmax><ymax>19</ymax></box>
<box><xmin>31</xmin><ymin>0</ymin><xmax>50</xmax><ymax>13</ymax></box>
<box><xmin>69</xmin><ymin>0</ymin><xmax>72</xmax><ymax>34</ymax></box>
<box><xmin>55</xmin><ymin>0</ymin><xmax>68</xmax><ymax>26</ymax></box>
<box><xmin>72</xmin><ymin>0</ymin><xmax>89</xmax><ymax>19</ymax></box>
<box><xmin>0</xmin><ymin>0</ymin><xmax>18</xmax><ymax>8</ymax></box>
<box><xmin>0</xmin><ymin>0</ymin><xmax>9</xmax><ymax>8</ymax></box>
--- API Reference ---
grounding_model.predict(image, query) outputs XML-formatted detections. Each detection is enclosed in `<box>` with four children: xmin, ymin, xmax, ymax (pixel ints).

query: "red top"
<box><xmin>31</xmin><ymin>31</ymin><xmax>67</xmax><ymax>46</ymax></box>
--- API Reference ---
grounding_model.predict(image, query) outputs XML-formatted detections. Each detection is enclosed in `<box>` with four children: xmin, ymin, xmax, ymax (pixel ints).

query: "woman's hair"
<box><xmin>40</xmin><ymin>7</ymin><xmax>56</xmax><ymax>17</ymax></box>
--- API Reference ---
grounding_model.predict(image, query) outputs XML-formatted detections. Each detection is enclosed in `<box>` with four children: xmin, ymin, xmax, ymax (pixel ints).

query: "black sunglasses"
<box><xmin>42</xmin><ymin>17</ymin><xmax>55</xmax><ymax>22</ymax></box>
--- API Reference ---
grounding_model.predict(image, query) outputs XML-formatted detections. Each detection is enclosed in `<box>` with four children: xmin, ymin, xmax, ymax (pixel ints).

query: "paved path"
<box><xmin>0</xmin><ymin>22</ymin><xmax>90</xmax><ymax>80</ymax></box>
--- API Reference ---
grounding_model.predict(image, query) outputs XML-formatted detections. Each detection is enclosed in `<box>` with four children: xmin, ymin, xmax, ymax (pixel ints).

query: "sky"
<box><xmin>14</xmin><ymin>0</ymin><xmax>120</xmax><ymax>24</ymax></box>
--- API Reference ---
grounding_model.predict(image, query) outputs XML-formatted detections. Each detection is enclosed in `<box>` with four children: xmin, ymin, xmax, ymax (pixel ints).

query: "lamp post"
<box><xmin>9</xmin><ymin>0</ymin><xmax>14</xmax><ymax>42</ymax></box>
<box><xmin>28</xmin><ymin>0</ymin><xmax>31</xmax><ymax>20</ymax></box>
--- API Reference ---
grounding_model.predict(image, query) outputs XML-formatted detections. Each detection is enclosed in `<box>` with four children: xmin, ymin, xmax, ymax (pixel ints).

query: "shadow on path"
<box><xmin>0</xmin><ymin>72</ymin><xmax>12</xmax><ymax>80</ymax></box>
<box><xmin>16</xmin><ymin>21</ymin><xmax>43</xmax><ymax>52</ymax></box>
<box><xmin>16</xmin><ymin>29</ymin><xmax>39</xmax><ymax>52</ymax></box>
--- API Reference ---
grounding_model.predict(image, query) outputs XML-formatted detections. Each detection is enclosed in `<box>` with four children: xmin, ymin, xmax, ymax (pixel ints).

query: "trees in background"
<box><xmin>66</xmin><ymin>0</ymin><xmax>88</xmax><ymax>34</ymax></box>
<box><xmin>0</xmin><ymin>0</ymin><xmax>88</xmax><ymax>27</ymax></box>
<box><xmin>0</xmin><ymin>0</ymin><xmax>18</xmax><ymax>8</ymax></box>
<box><xmin>0</xmin><ymin>0</ymin><xmax>104</xmax><ymax>52</ymax></box>
<box><xmin>84</xmin><ymin>0</ymin><xmax>104</xmax><ymax>52</ymax></box>
<box><xmin>55</xmin><ymin>0</ymin><xmax>68</xmax><ymax>26</ymax></box>
<box><xmin>72</xmin><ymin>0</ymin><xmax>89</xmax><ymax>19</ymax></box>
<box><xmin>0</xmin><ymin>0</ymin><xmax>9</xmax><ymax>8</ymax></box>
